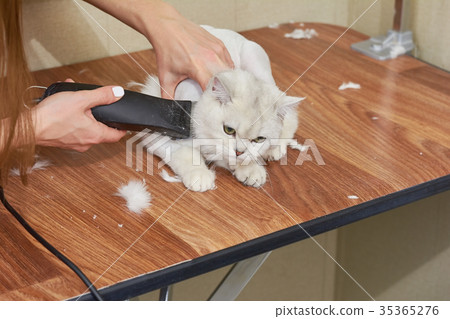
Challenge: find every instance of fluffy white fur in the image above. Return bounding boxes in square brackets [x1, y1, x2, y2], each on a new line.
[140, 26, 304, 192]
[288, 140, 308, 152]
[10, 158, 52, 176]
[284, 28, 318, 39]
[268, 23, 280, 29]
[390, 45, 406, 59]
[115, 180, 151, 213]
[160, 169, 182, 183]
[338, 82, 361, 90]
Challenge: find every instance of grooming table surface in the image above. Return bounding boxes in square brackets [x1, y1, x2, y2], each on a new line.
[1, 23, 449, 300]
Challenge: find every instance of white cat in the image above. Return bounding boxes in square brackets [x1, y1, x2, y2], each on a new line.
[139, 26, 304, 192]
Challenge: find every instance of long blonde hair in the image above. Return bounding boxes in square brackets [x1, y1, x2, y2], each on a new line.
[0, 0, 35, 186]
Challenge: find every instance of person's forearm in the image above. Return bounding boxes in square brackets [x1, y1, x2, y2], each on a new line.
[85, 0, 234, 96]
[84, 0, 179, 40]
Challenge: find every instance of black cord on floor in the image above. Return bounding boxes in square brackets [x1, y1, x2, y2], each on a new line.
[0, 186, 103, 301]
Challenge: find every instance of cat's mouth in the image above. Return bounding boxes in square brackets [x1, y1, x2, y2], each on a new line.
[201, 144, 263, 164]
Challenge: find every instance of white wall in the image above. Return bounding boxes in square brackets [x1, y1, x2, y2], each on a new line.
[335, 191, 450, 300]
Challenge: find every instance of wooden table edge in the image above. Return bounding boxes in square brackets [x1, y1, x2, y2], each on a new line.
[72, 175, 450, 300]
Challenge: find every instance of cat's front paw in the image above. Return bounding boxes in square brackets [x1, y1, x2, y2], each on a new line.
[234, 164, 266, 187]
[266, 144, 288, 161]
[182, 168, 216, 192]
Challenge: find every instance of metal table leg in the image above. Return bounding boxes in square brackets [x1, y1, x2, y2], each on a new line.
[208, 252, 271, 301]
[159, 286, 172, 301]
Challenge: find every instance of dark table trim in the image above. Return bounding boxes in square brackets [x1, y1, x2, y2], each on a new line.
[73, 175, 450, 300]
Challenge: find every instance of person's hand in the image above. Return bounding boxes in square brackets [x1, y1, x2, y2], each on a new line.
[144, 4, 234, 98]
[33, 80, 127, 152]
[85, 0, 234, 98]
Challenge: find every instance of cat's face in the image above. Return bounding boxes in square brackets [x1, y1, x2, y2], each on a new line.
[191, 70, 301, 165]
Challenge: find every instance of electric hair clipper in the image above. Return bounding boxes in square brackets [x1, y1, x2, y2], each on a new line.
[41, 82, 192, 139]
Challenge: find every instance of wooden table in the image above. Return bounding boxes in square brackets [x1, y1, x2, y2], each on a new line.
[1, 23, 449, 300]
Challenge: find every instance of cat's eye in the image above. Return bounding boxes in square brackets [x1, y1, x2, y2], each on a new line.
[223, 125, 236, 135]
[252, 136, 266, 143]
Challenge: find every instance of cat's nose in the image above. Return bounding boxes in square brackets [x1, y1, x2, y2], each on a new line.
[236, 150, 244, 156]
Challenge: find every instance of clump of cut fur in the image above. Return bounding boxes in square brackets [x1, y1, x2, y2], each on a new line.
[338, 82, 361, 90]
[288, 140, 308, 152]
[10, 158, 52, 176]
[160, 169, 182, 183]
[284, 28, 318, 39]
[115, 180, 151, 214]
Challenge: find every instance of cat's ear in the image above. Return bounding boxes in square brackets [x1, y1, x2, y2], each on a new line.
[211, 76, 231, 104]
[277, 95, 305, 118]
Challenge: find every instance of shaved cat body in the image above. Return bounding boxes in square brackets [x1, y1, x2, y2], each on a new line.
[139, 26, 303, 191]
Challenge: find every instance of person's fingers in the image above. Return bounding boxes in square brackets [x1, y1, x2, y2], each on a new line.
[81, 86, 127, 142]
[192, 45, 233, 90]
[216, 40, 234, 69]
[159, 74, 180, 99]
[73, 145, 92, 153]
[81, 85, 125, 111]
[78, 85, 127, 143]
[64, 78, 75, 83]
[98, 125, 127, 144]
[224, 52, 234, 69]
[160, 84, 175, 99]
[194, 68, 214, 91]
